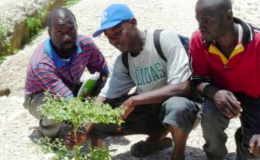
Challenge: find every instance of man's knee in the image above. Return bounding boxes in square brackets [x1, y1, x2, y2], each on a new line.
[161, 96, 199, 134]
[162, 96, 198, 117]
[163, 96, 197, 112]
[202, 99, 223, 122]
[201, 99, 230, 144]
[24, 92, 63, 137]
[24, 92, 45, 119]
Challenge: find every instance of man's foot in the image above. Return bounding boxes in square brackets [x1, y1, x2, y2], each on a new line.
[130, 137, 173, 157]
[28, 126, 44, 143]
[29, 124, 72, 143]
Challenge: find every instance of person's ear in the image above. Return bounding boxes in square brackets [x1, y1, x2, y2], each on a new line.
[129, 18, 137, 28]
[226, 10, 233, 21]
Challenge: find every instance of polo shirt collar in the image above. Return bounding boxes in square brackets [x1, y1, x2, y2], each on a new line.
[234, 17, 254, 45]
[205, 17, 254, 65]
[44, 38, 82, 68]
[205, 17, 254, 48]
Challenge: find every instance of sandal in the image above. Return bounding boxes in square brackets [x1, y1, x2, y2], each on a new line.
[131, 137, 173, 157]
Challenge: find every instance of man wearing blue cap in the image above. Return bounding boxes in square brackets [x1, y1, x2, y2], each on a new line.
[67, 4, 199, 160]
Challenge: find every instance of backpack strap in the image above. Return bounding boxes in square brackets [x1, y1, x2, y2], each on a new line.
[121, 52, 129, 72]
[122, 29, 169, 72]
[153, 29, 167, 62]
[153, 29, 190, 62]
[177, 35, 190, 56]
[122, 30, 190, 73]
[122, 29, 167, 72]
[154, 30, 203, 103]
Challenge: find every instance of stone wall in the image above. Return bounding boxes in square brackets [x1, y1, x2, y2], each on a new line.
[0, 0, 68, 55]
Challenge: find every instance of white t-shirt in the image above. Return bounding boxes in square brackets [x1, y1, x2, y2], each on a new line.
[99, 29, 191, 99]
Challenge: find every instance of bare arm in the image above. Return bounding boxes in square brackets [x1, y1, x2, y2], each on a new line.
[196, 82, 242, 118]
[127, 80, 190, 106]
[120, 80, 190, 119]
[196, 82, 219, 99]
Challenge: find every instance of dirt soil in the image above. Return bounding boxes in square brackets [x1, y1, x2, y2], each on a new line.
[0, 0, 259, 159]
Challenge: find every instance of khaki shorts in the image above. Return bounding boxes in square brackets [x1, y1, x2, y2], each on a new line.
[23, 92, 62, 137]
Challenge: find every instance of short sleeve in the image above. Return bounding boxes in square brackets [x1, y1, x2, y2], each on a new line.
[160, 29, 191, 84]
[83, 38, 108, 74]
[99, 53, 135, 99]
[189, 31, 210, 77]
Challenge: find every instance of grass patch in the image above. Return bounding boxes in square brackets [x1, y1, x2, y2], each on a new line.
[0, 55, 8, 65]
[0, 0, 81, 64]
[0, 17, 14, 63]
[26, 17, 42, 38]
[25, 9, 48, 42]
[66, 0, 81, 7]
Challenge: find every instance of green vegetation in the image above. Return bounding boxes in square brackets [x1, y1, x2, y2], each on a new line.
[25, 0, 82, 41]
[0, 0, 82, 64]
[39, 137, 112, 160]
[39, 137, 75, 160]
[38, 92, 125, 160]
[0, 55, 7, 64]
[87, 147, 112, 160]
[38, 8, 48, 19]
[26, 17, 42, 38]
[25, 9, 48, 41]
[66, 0, 81, 7]
[0, 18, 13, 64]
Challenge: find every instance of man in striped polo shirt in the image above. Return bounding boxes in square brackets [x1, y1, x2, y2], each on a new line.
[23, 7, 108, 138]
[191, 0, 260, 159]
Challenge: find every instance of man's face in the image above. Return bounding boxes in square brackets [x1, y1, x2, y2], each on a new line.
[195, 4, 227, 42]
[49, 13, 77, 59]
[104, 21, 135, 53]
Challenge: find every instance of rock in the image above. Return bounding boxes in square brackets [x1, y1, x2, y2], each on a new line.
[0, 87, 10, 97]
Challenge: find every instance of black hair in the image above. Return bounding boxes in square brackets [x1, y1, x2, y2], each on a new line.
[47, 7, 77, 29]
[197, 0, 232, 12]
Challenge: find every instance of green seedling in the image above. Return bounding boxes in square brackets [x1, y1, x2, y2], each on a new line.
[38, 91, 125, 160]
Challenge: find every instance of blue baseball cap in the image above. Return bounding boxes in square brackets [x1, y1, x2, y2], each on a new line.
[93, 4, 134, 37]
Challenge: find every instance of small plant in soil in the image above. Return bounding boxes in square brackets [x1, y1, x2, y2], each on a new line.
[38, 92, 125, 160]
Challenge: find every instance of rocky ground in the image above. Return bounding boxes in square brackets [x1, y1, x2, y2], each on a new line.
[0, 0, 260, 159]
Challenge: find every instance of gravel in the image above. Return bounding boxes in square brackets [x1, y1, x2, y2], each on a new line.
[0, 0, 259, 159]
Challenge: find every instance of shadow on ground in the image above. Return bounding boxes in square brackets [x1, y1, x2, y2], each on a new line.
[112, 146, 206, 160]
[112, 145, 236, 160]
[28, 129, 236, 160]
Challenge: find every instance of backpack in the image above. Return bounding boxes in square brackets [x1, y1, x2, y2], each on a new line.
[121, 29, 202, 102]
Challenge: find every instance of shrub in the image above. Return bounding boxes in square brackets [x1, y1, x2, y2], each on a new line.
[38, 92, 125, 160]
[0, 17, 13, 63]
